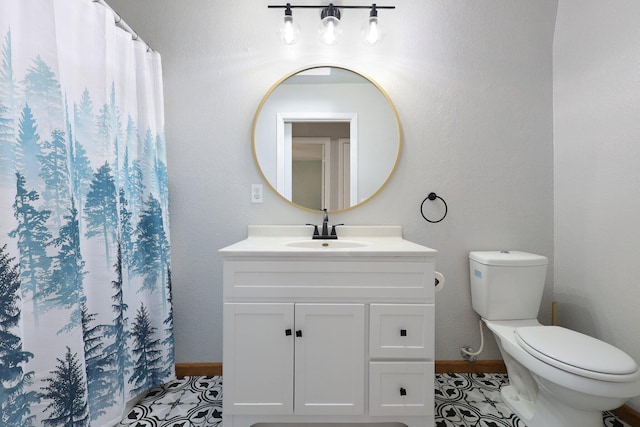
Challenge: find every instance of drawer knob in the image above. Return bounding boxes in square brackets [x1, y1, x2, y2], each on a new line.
[400, 329, 407, 337]
[285, 329, 292, 336]
[400, 387, 407, 396]
[296, 330, 303, 337]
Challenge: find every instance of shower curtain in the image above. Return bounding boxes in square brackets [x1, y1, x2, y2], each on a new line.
[0, 1, 174, 425]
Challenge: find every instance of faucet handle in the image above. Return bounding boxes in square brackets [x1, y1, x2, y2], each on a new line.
[306, 223, 320, 237]
[330, 223, 344, 236]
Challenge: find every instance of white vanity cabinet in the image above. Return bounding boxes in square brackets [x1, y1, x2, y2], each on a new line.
[220, 226, 437, 427]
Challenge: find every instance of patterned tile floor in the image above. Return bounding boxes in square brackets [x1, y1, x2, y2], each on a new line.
[115, 374, 630, 427]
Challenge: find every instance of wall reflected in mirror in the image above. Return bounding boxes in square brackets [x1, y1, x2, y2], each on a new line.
[253, 66, 401, 213]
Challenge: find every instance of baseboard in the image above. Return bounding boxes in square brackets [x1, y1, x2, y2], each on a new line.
[435, 359, 507, 374]
[174, 361, 640, 426]
[174, 362, 222, 377]
[611, 404, 640, 426]
[173, 361, 506, 376]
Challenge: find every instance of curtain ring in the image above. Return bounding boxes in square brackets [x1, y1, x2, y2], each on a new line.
[420, 192, 448, 223]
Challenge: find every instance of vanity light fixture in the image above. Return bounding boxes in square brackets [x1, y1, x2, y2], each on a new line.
[269, 3, 395, 46]
[277, 3, 301, 45]
[361, 4, 384, 46]
[319, 3, 341, 45]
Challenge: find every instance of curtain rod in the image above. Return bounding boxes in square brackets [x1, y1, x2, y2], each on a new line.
[93, 0, 153, 52]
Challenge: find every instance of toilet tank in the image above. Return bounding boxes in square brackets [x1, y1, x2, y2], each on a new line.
[469, 251, 548, 321]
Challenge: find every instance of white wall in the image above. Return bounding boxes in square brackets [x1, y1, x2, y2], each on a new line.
[107, 0, 557, 365]
[554, 1, 640, 411]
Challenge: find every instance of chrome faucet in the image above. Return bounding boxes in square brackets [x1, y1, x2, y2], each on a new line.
[306, 209, 342, 239]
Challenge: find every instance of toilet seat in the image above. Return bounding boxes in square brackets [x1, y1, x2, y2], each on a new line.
[515, 326, 639, 382]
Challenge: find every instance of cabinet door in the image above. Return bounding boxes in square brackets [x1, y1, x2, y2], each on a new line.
[223, 303, 294, 415]
[294, 303, 365, 415]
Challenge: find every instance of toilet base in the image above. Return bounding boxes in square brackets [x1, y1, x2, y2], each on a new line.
[500, 384, 603, 427]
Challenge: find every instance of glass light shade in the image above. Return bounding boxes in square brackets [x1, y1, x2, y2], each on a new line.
[319, 16, 341, 45]
[278, 15, 300, 45]
[362, 16, 384, 46]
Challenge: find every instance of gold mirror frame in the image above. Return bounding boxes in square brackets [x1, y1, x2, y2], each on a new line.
[252, 65, 402, 213]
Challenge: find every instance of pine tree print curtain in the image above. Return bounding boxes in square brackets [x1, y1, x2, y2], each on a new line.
[0, 1, 174, 425]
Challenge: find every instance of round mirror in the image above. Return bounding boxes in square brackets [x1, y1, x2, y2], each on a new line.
[252, 66, 401, 213]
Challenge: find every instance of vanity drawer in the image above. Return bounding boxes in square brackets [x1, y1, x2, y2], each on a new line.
[224, 259, 434, 302]
[369, 362, 434, 416]
[369, 304, 434, 359]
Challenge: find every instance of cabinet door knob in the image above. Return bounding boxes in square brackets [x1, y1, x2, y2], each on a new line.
[400, 387, 407, 396]
[296, 330, 303, 337]
[285, 329, 292, 336]
[400, 329, 407, 337]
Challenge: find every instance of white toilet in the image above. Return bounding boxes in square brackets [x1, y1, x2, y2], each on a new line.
[469, 250, 640, 427]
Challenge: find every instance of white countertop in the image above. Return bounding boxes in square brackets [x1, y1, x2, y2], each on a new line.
[219, 225, 437, 257]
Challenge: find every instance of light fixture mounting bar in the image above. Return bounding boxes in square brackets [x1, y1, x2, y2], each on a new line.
[268, 4, 395, 10]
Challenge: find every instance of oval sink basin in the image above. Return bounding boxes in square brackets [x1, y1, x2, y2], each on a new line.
[285, 240, 371, 249]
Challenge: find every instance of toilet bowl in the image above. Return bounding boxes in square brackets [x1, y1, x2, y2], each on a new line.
[485, 319, 640, 427]
[469, 251, 640, 427]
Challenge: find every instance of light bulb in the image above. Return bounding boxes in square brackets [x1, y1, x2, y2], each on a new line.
[277, 4, 299, 45]
[320, 16, 341, 45]
[362, 5, 384, 46]
[278, 15, 300, 45]
[319, 4, 341, 45]
[362, 16, 384, 46]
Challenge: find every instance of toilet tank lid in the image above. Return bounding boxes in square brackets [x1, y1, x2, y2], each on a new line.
[469, 251, 548, 266]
